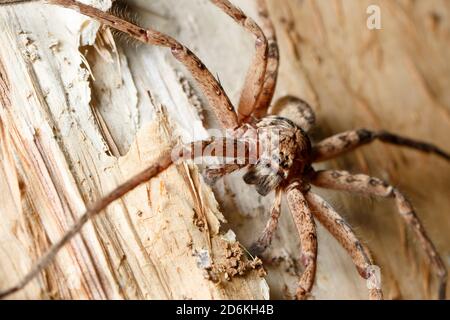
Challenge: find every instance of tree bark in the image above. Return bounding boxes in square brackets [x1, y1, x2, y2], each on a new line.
[0, 0, 449, 300]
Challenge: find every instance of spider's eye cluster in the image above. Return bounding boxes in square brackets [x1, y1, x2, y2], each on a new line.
[276, 152, 292, 169]
[242, 116, 311, 196]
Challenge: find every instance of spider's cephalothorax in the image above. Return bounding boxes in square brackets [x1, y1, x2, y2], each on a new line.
[243, 116, 312, 196]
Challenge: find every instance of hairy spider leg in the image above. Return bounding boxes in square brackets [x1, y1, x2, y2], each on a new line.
[312, 129, 450, 163]
[286, 182, 318, 300]
[305, 191, 383, 300]
[311, 170, 447, 300]
[250, 187, 283, 256]
[210, 0, 279, 123]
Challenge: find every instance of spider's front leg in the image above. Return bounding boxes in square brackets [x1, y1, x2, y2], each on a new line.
[210, 0, 279, 122]
[249, 187, 282, 256]
[251, 0, 279, 119]
[286, 182, 318, 300]
[311, 170, 448, 300]
[43, 0, 239, 131]
[304, 191, 383, 300]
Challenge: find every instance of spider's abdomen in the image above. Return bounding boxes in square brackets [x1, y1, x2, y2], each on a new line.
[243, 116, 312, 196]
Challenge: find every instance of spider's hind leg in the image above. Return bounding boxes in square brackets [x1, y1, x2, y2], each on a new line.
[270, 96, 316, 132]
[312, 129, 450, 162]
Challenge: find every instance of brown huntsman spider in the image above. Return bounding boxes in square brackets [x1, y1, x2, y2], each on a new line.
[0, 0, 449, 300]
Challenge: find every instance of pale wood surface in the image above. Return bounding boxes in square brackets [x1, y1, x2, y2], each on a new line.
[0, 0, 449, 300]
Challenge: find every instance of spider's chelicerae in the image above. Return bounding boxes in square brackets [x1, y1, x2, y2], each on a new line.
[0, 0, 449, 300]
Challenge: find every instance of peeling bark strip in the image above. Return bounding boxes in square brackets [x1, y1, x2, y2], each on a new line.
[0, 57, 11, 108]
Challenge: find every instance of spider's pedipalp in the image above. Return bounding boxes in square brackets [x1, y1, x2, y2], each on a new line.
[203, 163, 246, 185]
[305, 191, 383, 300]
[312, 129, 450, 162]
[311, 170, 447, 300]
